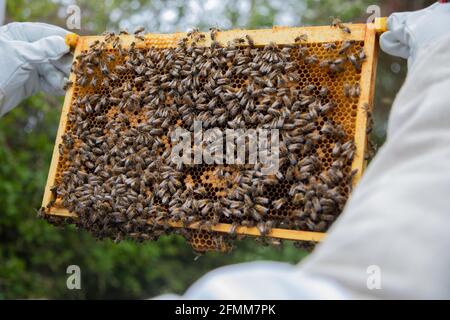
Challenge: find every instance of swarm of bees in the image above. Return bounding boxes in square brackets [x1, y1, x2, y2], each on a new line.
[42, 20, 370, 252]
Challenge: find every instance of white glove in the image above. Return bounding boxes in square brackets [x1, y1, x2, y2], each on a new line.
[380, 3, 450, 69]
[0, 22, 71, 117]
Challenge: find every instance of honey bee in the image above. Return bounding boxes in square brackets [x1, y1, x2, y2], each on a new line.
[344, 83, 351, 97]
[341, 140, 356, 161]
[330, 17, 342, 28]
[102, 31, 115, 41]
[348, 54, 361, 71]
[76, 75, 88, 86]
[256, 222, 268, 236]
[319, 59, 331, 68]
[330, 17, 351, 34]
[273, 198, 287, 210]
[319, 86, 328, 97]
[227, 222, 239, 236]
[114, 65, 128, 73]
[187, 28, 200, 38]
[245, 35, 254, 47]
[331, 141, 342, 157]
[319, 101, 337, 114]
[304, 55, 318, 65]
[323, 42, 337, 50]
[329, 62, 344, 73]
[343, 83, 360, 98]
[338, 40, 355, 54]
[134, 26, 145, 34]
[321, 121, 346, 140]
[295, 34, 308, 43]
[63, 80, 73, 90]
[209, 27, 221, 41]
[341, 25, 351, 34]
[303, 84, 316, 94]
[358, 48, 366, 61]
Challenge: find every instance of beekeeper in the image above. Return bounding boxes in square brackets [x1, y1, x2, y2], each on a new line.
[0, 1, 449, 299]
[173, 2, 450, 299]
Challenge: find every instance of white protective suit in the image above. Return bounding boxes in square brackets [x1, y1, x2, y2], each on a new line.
[175, 3, 450, 300]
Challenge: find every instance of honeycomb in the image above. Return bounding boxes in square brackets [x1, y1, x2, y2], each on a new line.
[41, 25, 378, 252]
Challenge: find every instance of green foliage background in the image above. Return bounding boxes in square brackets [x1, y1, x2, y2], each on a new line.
[0, 0, 431, 299]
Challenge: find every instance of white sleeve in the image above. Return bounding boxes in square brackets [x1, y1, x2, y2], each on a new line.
[178, 35, 450, 300]
[299, 34, 450, 299]
[183, 262, 349, 299]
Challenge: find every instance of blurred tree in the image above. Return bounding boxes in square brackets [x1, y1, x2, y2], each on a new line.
[0, 0, 428, 299]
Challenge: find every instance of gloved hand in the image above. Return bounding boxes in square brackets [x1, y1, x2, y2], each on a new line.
[0, 22, 72, 117]
[380, 2, 450, 69]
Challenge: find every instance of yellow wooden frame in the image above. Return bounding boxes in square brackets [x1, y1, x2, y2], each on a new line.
[42, 23, 380, 243]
